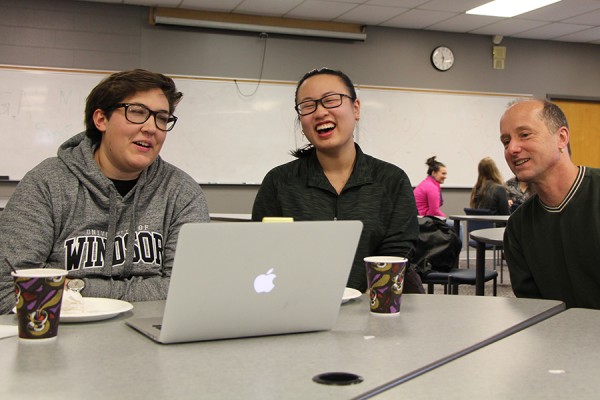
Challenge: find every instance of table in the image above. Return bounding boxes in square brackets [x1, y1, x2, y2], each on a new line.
[448, 214, 509, 239]
[0, 295, 564, 400]
[448, 214, 509, 271]
[470, 227, 505, 296]
[373, 308, 598, 399]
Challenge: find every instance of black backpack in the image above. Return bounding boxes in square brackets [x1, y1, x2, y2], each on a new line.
[412, 216, 462, 275]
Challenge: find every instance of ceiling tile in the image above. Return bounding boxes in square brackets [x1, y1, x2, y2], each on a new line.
[284, 0, 358, 20]
[234, 0, 304, 16]
[415, 0, 489, 13]
[513, 22, 594, 39]
[74, 0, 600, 44]
[381, 9, 458, 29]
[562, 8, 600, 25]
[366, 0, 428, 7]
[428, 13, 501, 32]
[470, 18, 549, 36]
[335, 5, 408, 24]
[519, 0, 600, 22]
[554, 26, 600, 42]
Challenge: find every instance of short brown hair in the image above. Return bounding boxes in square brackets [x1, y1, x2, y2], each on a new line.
[84, 69, 183, 145]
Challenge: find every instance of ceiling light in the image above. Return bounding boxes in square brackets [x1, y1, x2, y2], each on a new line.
[466, 0, 561, 18]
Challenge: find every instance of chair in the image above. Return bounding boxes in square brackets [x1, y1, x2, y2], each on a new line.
[448, 268, 498, 296]
[464, 207, 493, 265]
[421, 270, 454, 294]
[464, 207, 505, 282]
[415, 215, 498, 296]
[421, 268, 498, 296]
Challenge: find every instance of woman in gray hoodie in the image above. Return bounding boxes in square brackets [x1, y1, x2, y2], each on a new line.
[0, 69, 209, 314]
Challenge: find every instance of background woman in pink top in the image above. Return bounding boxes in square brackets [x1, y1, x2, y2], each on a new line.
[413, 156, 447, 217]
[413, 156, 461, 243]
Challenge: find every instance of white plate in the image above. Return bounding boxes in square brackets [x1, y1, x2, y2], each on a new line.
[342, 287, 362, 303]
[60, 298, 133, 323]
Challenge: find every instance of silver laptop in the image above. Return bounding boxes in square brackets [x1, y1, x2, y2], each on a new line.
[126, 220, 363, 344]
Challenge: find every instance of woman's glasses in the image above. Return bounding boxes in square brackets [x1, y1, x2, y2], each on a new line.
[295, 93, 354, 116]
[108, 103, 178, 131]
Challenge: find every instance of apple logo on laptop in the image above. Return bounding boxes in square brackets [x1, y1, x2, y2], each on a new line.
[254, 268, 276, 293]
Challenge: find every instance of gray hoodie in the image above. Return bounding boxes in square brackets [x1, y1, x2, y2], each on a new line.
[0, 133, 209, 314]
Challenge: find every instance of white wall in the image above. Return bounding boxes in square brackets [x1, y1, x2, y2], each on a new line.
[1, 0, 599, 213]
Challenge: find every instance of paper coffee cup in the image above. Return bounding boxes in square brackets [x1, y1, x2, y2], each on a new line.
[12, 268, 68, 341]
[364, 256, 407, 315]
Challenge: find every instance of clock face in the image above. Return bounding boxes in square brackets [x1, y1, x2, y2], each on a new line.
[431, 46, 454, 71]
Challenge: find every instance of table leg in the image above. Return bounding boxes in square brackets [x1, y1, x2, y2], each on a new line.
[453, 219, 461, 237]
[475, 242, 485, 296]
[451, 220, 462, 268]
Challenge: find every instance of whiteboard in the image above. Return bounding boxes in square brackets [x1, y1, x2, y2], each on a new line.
[357, 86, 526, 187]
[0, 65, 528, 187]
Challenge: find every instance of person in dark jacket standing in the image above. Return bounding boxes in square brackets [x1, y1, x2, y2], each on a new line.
[252, 68, 422, 293]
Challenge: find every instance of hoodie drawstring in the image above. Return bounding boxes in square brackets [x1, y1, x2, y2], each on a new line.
[102, 187, 119, 278]
[120, 186, 140, 278]
[102, 183, 140, 280]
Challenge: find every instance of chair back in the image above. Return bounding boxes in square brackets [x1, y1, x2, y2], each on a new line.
[463, 207, 494, 233]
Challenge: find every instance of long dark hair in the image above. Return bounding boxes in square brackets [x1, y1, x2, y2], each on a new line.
[470, 157, 505, 207]
[84, 69, 183, 146]
[290, 68, 357, 158]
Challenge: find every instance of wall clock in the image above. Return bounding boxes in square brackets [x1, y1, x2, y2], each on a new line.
[431, 46, 455, 71]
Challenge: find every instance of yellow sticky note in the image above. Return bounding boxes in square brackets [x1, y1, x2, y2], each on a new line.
[262, 217, 294, 223]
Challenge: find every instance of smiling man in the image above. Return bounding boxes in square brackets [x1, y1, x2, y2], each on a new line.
[0, 70, 209, 314]
[500, 99, 600, 309]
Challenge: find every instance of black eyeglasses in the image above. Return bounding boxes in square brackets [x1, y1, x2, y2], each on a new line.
[295, 93, 355, 116]
[108, 103, 178, 131]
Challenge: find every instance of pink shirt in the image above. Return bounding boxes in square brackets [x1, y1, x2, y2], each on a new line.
[413, 175, 445, 217]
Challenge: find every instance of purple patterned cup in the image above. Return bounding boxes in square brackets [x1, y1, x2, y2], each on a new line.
[11, 268, 68, 341]
[364, 256, 407, 315]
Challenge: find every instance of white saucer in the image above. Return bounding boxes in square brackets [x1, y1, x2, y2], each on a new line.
[60, 298, 133, 323]
[342, 287, 362, 303]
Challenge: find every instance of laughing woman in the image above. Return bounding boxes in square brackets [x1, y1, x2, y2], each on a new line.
[252, 68, 422, 294]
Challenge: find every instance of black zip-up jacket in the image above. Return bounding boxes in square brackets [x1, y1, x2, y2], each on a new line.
[252, 144, 419, 293]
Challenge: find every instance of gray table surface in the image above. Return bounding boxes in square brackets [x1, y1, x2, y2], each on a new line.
[374, 307, 599, 399]
[0, 295, 564, 400]
[448, 214, 509, 237]
[448, 215, 510, 223]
